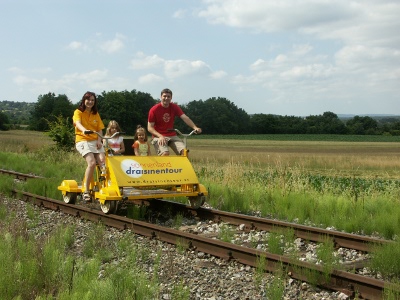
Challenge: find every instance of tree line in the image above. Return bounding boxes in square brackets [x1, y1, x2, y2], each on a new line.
[1, 90, 400, 136]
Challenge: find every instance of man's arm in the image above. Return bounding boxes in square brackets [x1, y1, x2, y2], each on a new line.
[180, 114, 202, 133]
[148, 121, 167, 146]
[147, 121, 161, 138]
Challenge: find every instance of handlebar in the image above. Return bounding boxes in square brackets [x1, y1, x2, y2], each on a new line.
[167, 129, 200, 152]
[168, 129, 199, 137]
[84, 130, 122, 139]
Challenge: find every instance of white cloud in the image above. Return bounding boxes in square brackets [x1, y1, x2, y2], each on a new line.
[130, 53, 165, 70]
[100, 33, 126, 53]
[11, 69, 110, 100]
[173, 9, 187, 18]
[67, 41, 83, 50]
[198, 0, 353, 32]
[164, 59, 210, 79]
[232, 74, 262, 85]
[75, 69, 108, 81]
[130, 52, 211, 79]
[280, 64, 334, 79]
[9, 67, 52, 75]
[67, 33, 125, 54]
[138, 73, 164, 84]
[197, 0, 399, 114]
[198, 0, 400, 49]
[250, 59, 267, 71]
[210, 70, 227, 79]
[292, 44, 313, 56]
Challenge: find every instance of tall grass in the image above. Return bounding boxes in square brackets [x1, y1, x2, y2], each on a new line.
[370, 239, 400, 278]
[0, 199, 191, 299]
[196, 158, 400, 239]
[0, 206, 76, 298]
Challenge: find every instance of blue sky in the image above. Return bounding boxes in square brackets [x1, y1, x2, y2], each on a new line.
[1, 0, 399, 116]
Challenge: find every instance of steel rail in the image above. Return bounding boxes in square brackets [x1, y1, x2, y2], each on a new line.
[0, 168, 44, 180]
[11, 189, 397, 300]
[150, 199, 391, 252]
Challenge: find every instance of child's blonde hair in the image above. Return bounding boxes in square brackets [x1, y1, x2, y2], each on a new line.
[105, 120, 122, 137]
[134, 125, 148, 141]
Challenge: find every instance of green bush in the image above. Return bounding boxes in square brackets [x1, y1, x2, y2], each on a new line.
[47, 115, 75, 151]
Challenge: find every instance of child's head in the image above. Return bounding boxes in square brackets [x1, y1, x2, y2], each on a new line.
[106, 120, 122, 136]
[134, 125, 148, 141]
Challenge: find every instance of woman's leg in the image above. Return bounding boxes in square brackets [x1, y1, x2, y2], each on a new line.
[84, 153, 97, 192]
[97, 152, 105, 165]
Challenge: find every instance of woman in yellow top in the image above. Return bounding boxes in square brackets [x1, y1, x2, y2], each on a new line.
[72, 91, 105, 202]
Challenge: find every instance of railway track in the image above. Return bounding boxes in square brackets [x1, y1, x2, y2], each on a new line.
[0, 168, 44, 180]
[150, 199, 390, 253]
[3, 169, 399, 299]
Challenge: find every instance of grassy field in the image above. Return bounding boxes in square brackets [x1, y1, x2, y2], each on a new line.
[2, 130, 400, 178]
[187, 136, 400, 179]
[1, 130, 400, 237]
[1, 129, 400, 290]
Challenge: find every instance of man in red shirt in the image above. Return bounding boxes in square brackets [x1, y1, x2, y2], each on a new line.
[147, 88, 202, 156]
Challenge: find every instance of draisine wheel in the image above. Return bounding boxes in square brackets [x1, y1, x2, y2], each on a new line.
[188, 195, 205, 209]
[100, 200, 118, 214]
[63, 192, 77, 204]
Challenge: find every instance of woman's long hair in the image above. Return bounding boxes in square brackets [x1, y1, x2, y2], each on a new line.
[77, 91, 98, 114]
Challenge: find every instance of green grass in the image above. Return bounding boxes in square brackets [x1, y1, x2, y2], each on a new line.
[0, 200, 191, 300]
[370, 239, 400, 278]
[1, 130, 400, 281]
[218, 223, 235, 243]
[198, 162, 400, 239]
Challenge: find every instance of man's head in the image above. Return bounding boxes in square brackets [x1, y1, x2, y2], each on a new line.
[160, 88, 173, 108]
[160, 88, 172, 97]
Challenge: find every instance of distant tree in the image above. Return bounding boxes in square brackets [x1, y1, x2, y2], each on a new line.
[384, 121, 400, 136]
[305, 112, 347, 134]
[346, 116, 379, 135]
[391, 121, 400, 130]
[29, 93, 75, 131]
[250, 114, 279, 134]
[133, 90, 158, 126]
[182, 97, 250, 134]
[97, 90, 155, 135]
[281, 115, 307, 134]
[0, 111, 10, 130]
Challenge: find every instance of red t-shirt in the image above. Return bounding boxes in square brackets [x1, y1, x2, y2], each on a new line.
[148, 102, 184, 137]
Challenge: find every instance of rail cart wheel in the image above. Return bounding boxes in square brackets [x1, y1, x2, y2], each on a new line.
[100, 200, 117, 214]
[188, 195, 205, 209]
[63, 192, 77, 204]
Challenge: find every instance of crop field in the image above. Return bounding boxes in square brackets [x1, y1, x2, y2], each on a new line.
[187, 136, 400, 179]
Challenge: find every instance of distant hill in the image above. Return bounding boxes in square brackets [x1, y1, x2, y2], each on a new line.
[0, 100, 34, 125]
[338, 114, 400, 118]
[338, 114, 400, 124]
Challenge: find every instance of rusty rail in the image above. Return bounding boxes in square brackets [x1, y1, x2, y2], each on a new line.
[149, 199, 391, 252]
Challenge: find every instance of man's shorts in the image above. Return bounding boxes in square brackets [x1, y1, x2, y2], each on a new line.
[76, 140, 105, 157]
[151, 136, 185, 155]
